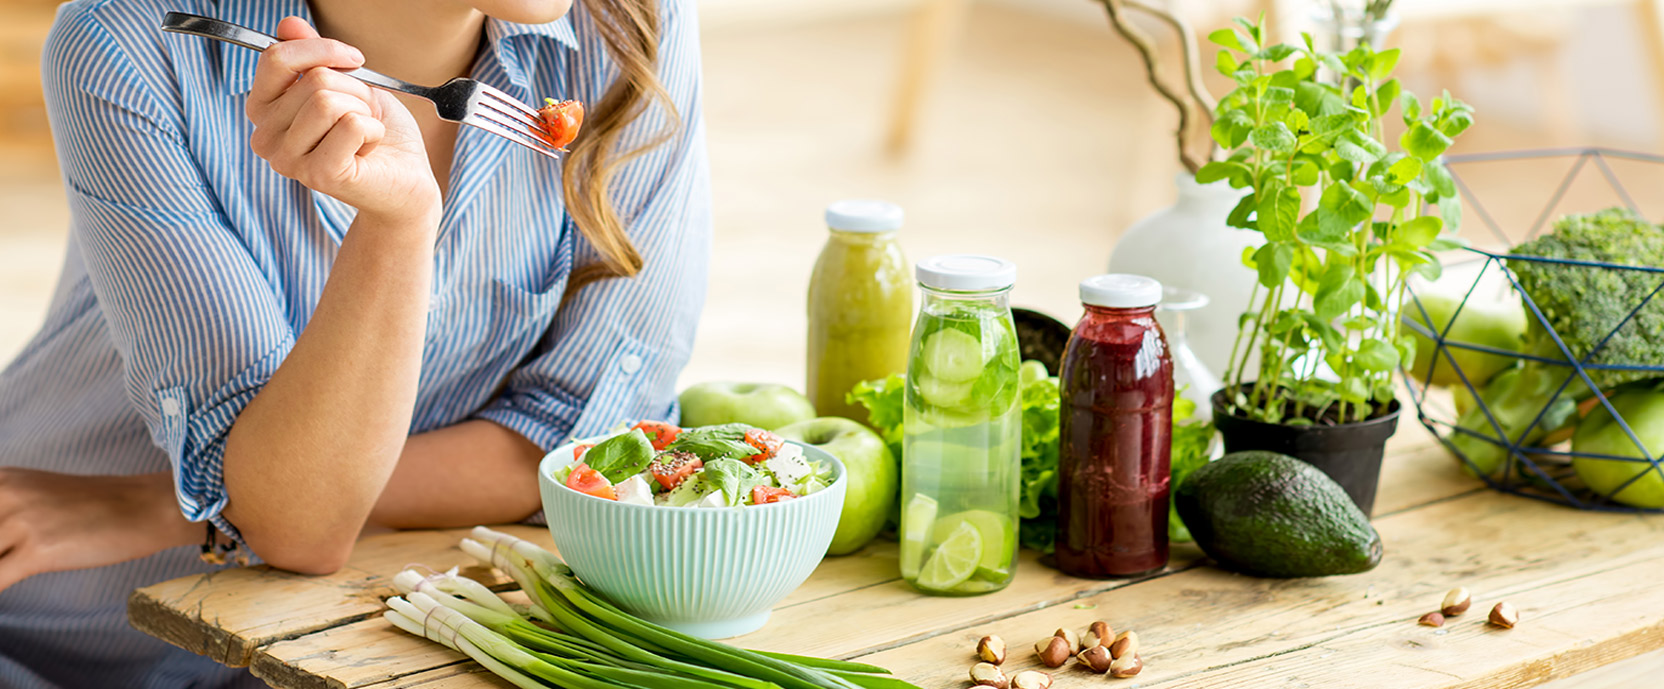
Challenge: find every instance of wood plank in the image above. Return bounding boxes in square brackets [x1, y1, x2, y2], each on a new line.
[240, 430, 1480, 687]
[852, 490, 1664, 688]
[251, 617, 467, 689]
[127, 526, 551, 666]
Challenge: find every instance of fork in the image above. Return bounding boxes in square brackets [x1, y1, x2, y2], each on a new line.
[160, 12, 561, 159]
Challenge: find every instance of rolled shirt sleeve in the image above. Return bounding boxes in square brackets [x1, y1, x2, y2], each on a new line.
[43, 9, 296, 542]
[474, 0, 711, 448]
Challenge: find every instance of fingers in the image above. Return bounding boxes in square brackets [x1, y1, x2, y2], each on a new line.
[0, 526, 32, 594]
[311, 113, 387, 180]
[281, 87, 375, 159]
[247, 17, 364, 113]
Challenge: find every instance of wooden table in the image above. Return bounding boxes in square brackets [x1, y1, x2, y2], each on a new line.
[128, 427, 1664, 689]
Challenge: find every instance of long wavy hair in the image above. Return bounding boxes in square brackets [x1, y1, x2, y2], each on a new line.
[560, 0, 677, 294]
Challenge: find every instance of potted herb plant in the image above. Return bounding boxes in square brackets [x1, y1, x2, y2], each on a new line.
[1199, 17, 1474, 516]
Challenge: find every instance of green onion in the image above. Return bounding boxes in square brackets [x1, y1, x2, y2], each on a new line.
[382, 528, 920, 689]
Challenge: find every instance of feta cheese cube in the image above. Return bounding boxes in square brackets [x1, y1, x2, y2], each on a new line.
[614, 475, 653, 506]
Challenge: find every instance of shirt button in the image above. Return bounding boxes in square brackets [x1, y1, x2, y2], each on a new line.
[619, 354, 643, 374]
[160, 397, 183, 417]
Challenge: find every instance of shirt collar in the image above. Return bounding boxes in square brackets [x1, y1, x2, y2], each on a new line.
[214, 1, 579, 96]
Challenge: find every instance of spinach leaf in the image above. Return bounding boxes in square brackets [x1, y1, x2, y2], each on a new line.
[665, 426, 757, 462]
[701, 457, 769, 506]
[583, 429, 655, 484]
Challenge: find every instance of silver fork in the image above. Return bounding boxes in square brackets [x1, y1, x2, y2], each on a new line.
[160, 12, 561, 159]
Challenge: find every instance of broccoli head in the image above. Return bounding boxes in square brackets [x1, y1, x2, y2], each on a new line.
[1508, 208, 1664, 392]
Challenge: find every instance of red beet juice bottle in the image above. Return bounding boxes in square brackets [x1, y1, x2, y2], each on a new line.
[1055, 274, 1175, 578]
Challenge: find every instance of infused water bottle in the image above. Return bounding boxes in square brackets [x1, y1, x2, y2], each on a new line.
[806, 201, 912, 420]
[1056, 274, 1175, 577]
[900, 255, 1021, 595]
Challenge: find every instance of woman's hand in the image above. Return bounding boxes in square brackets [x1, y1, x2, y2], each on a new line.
[246, 17, 439, 222]
[0, 469, 198, 593]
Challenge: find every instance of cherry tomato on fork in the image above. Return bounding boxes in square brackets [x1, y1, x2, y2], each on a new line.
[537, 99, 585, 150]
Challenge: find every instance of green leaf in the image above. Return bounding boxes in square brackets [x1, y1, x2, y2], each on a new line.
[1313, 261, 1363, 320]
[1257, 182, 1301, 241]
[1195, 160, 1249, 186]
[1318, 179, 1373, 237]
[1334, 130, 1387, 164]
[1387, 156, 1423, 184]
[1215, 49, 1239, 76]
[1342, 315, 1378, 331]
[1232, 17, 1262, 47]
[1355, 338, 1400, 372]
[1258, 44, 1298, 62]
[1209, 28, 1245, 52]
[1263, 85, 1295, 105]
[1374, 79, 1401, 114]
[1318, 53, 1346, 77]
[1250, 122, 1297, 153]
[1439, 110, 1474, 138]
[1253, 242, 1294, 288]
[1291, 158, 1320, 186]
[1295, 81, 1347, 117]
[1211, 109, 1253, 149]
[1401, 123, 1454, 160]
[1438, 193, 1463, 231]
[1227, 192, 1257, 230]
[1427, 235, 1468, 252]
[584, 429, 656, 484]
[1367, 48, 1401, 81]
[1400, 92, 1423, 124]
[702, 457, 769, 506]
[1422, 160, 1456, 198]
[1293, 56, 1317, 80]
[1398, 216, 1443, 248]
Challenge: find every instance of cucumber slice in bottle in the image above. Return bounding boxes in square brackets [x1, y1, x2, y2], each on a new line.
[900, 493, 939, 579]
[921, 328, 985, 383]
[917, 373, 973, 408]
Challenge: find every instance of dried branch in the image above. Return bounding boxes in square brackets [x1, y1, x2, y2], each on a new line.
[1100, 0, 1203, 174]
[1123, 0, 1216, 127]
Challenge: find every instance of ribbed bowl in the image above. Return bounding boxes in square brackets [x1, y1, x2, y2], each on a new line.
[538, 441, 846, 639]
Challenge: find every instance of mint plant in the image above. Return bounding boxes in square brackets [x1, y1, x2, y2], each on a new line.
[1203, 17, 1474, 425]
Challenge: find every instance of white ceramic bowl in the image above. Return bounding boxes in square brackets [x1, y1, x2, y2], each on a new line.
[538, 440, 846, 638]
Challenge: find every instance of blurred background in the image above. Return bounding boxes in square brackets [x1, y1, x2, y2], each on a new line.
[2, 0, 1662, 682]
[8, 0, 1664, 382]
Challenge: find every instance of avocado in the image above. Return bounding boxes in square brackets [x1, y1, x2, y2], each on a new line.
[1175, 451, 1383, 578]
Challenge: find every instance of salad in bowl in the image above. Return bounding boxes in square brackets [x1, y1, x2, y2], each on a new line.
[553, 421, 834, 508]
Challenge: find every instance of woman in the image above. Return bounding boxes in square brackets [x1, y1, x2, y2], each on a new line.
[0, 0, 707, 684]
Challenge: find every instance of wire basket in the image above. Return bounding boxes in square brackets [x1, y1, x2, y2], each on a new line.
[1402, 148, 1664, 513]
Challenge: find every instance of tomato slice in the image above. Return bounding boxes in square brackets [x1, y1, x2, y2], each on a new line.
[751, 485, 797, 505]
[742, 429, 784, 465]
[565, 462, 616, 500]
[632, 421, 683, 452]
[537, 99, 585, 150]
[572, 444, 594, 462]
[649, 451, 703, 491]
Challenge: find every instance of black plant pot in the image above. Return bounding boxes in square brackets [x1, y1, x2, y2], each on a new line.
[1211, 388, 1402, 518]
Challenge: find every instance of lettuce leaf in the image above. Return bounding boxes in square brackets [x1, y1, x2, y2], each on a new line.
[1167, 393, 1216, 543]
[847, 374, 905, 460]
[702, 457, 769, 506]
[1017, 363, 1061, 552]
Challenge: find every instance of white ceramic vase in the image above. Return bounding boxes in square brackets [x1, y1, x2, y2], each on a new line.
[1109, 174, 1261, 387]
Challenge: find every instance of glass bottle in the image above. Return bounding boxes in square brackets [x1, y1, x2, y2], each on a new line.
[1056, 274, 1175, 578]
[900, 255, 1021, 596]
[807, 200, 913, 421]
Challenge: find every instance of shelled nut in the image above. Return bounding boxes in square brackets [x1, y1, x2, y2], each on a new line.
[1110, 654, 1144, 678]
[1077, 645, 1113, 673]
[1034, 636, 1071, 668]
[1109, 630, 1139, 660]
[1418, 612, 1445, 627]
[970, 662, 1008, 689]
[1083, 621, 1113, 649]
[1054, 627, 1081, 653]
[977, 635, 1007, 664]
[1488, 602, 1519, 629]
[1441, 587, 1473, 616]
[1011, 670, 1053, 689]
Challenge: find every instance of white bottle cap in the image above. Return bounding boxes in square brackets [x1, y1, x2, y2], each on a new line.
[916, 254, 1017, 291]
[825, 200, 904, 233]
[1080, 274, 1163, 308]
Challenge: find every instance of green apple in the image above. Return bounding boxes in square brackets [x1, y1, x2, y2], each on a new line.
[1404, 292, 1528, 388]
[1572, 388, 1664, 509]
[776, 417, 898, 555]
[678, 382, 816, 430]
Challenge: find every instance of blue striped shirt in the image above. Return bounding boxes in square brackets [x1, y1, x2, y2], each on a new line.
[0, 0, 708, 685]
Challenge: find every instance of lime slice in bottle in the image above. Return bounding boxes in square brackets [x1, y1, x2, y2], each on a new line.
[931, 509, 1012, 572]
[921, 327, 985, 382]
[917, 521, 983, 591]
[900, 493, 939, 579]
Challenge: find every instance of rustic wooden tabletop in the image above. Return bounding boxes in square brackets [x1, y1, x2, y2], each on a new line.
[128, 427, 1664, 689]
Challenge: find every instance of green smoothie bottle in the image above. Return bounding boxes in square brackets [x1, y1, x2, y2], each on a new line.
[900, 255, 1021, 595]
[807, 201, 912, 421]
